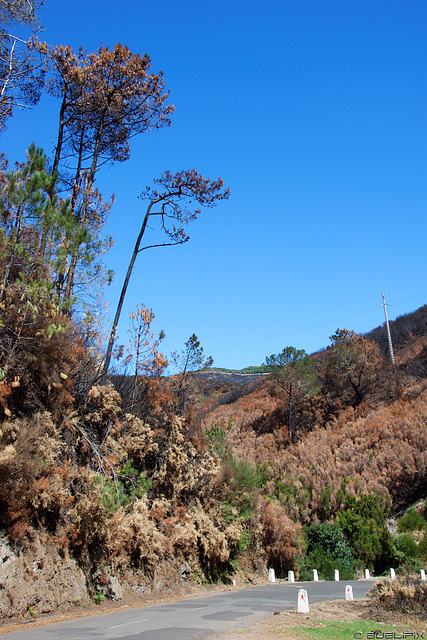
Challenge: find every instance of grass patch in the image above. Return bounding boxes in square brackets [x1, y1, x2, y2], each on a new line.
[292, 619, 417, 640]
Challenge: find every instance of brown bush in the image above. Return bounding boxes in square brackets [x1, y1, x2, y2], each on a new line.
[0, 413, 63, 536]
[0, 292, 77, 418]
[369, 576, 427, 615]
[256, 496, 302, 576]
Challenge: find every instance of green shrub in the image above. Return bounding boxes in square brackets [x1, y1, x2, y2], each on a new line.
[393, 533, 424, 572]
[274, 472, 311, 509]
[93, 590, 105, 605]
[94, 459, 151, 512]
[230, 456, 262, 492]
[395, 533, 419, 559]
[306, 523, 354, 569]
[297, 548, 354, 581]
[221, 455, 262, 522]
[205, 423, 231, 459]
[397, 507, 426, 533]
[337, 493, 396, 574]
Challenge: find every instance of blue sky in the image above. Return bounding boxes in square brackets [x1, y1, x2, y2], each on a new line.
[1, 0, 426, 369]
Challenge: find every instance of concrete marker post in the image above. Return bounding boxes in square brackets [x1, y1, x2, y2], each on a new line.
[312, 569, 319, 581]
[390, 568, 396, 580]
[288, 570, 295, 583]
[345, 585, 354, 601]
[297, 589, 309, 613]
[364, 569, 370, 579]
[334, 569, 340, 581]
[268, 568, 276, 583]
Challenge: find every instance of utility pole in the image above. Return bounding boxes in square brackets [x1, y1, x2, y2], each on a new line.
[381, 293, 395, 370]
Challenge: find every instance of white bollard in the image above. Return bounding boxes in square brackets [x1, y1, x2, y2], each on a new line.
[421, 570, 426, 581]
[345, 585, 354, 601]
[288, 570, 295, 583]
[390, 568, 396, 580]
[232, 579, 236, 586]
[334, 569, 340, 581]
[297, 588, 309, 613]
[364, 569, 370, 579]
[312, 569, 319, 581]
[268, 568, 276, 583]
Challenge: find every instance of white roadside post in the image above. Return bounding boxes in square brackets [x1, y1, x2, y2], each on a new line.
[334, 569, 340, 581]
[364, 569, 370, 579]
[312, 569, 319, 581]
[288, 570, 295, 583]
[345, 585, 354, 601]
[268, 568, 276, 583]
[421, 570, 426, 581]
[297, 589, 309, 613]
[390, 568, 396, 580]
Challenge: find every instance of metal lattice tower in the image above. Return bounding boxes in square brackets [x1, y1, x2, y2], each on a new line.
[381, 292, 395, 369]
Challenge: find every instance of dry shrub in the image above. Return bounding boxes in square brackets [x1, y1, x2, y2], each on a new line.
[0, 413, 64, 536]
[256, 496, 302, 576]
[120, 413, 158, 468]
[0, 410, 119, 567]
[160, 507, 199, 556]
[151, 415, 189, 500]
[63, 385, 124, 470]
[68, 481, 116, 567]
[77, 385, 122, 442]
[0, 299, 77, 417]
[188, 501, 229, 565]
[369, 576, 427, 615]
[116, 497, 167, 574]
[151, 414, 220, 501]
[271, 387, 427, 521]
[201, 384, 278, 436]
[29, 469, 72, 531]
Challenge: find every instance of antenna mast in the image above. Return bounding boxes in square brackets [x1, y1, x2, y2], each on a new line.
[381, 292, 395, 369]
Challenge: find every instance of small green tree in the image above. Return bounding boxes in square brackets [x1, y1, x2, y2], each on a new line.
[0, 144, 112, 313]
[0, 143, 63, 303]
[306, 522, 354, 567]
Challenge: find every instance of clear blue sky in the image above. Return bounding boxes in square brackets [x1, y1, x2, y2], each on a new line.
[1, 0, 426, 369]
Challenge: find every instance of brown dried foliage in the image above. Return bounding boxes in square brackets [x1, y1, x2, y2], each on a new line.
[369, 576, 427, 615]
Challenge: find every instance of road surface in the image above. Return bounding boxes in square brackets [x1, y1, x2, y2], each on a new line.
[1, 579, 375, 640]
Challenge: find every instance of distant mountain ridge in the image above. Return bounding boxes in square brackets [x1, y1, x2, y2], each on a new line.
[196, 368, 268, 385]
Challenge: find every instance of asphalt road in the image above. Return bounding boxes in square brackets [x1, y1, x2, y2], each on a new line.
[1, 579, 376, 640]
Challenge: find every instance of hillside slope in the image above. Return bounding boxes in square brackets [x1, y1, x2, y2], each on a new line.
[0, 306, 426, 618]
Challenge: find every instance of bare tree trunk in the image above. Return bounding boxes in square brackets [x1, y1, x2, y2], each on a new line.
[100, 201, 155, 384]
